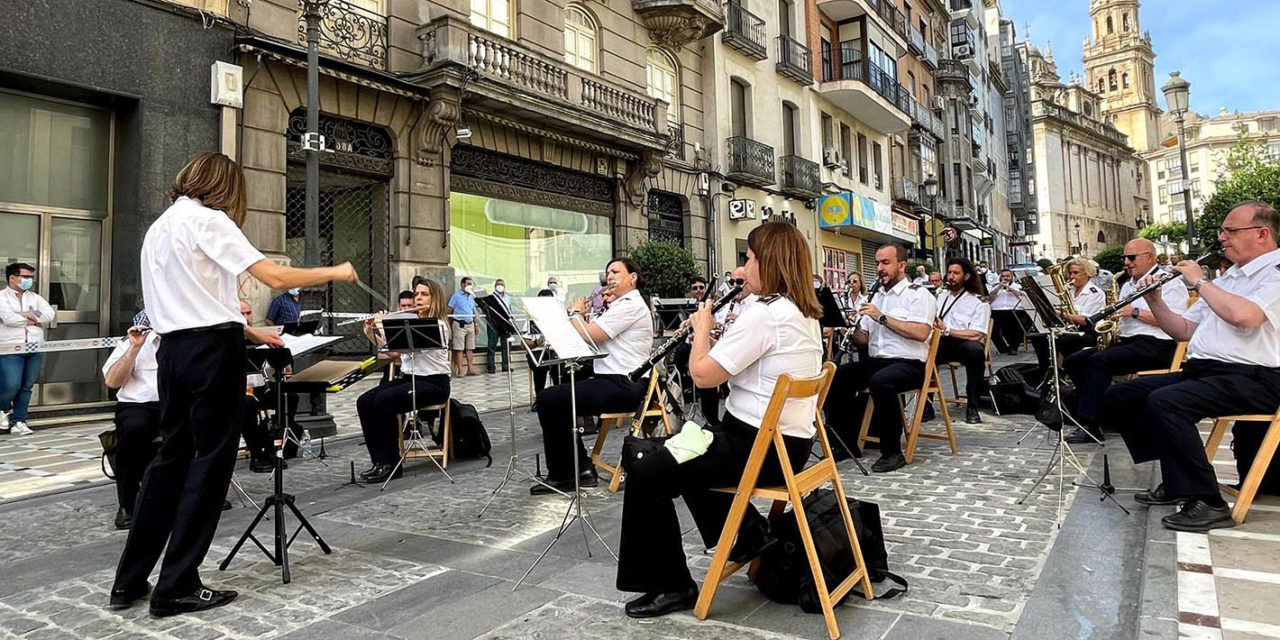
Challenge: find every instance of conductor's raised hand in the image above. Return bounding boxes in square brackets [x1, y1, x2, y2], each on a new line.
[333, 261, 359, 283]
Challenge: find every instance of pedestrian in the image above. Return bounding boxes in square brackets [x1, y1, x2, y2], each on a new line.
[912, 264, 929, 286]
[0, 262, 54, 435]
[110, 152, 358, 617]
[448, 276, 479, 376]
[264, 286, 302, 326]
[587, 272, 608, 315]
[485, 278, 512, 373]
[547, 276, 566, 307]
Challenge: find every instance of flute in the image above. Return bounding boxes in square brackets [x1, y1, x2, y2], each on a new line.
[335, 303, 433, 327]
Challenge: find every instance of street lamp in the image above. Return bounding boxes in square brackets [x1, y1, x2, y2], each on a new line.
[1162, 71, 1196, 257]
[923, 174, 941, 267]
[1074, 222, 1081, 256]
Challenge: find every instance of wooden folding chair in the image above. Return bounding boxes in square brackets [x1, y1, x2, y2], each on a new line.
[695, 362, 874, 640]
[397, 401, 452, 468]
[1202, 408, 1280, 524]
[1135, 341, 1189, 377]
[590, 369, 674, 492]
[857, 330, 956, 464]
[941, 318, 995, 407]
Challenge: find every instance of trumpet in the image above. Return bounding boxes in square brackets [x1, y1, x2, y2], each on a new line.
[1085, 254, 1215, 327]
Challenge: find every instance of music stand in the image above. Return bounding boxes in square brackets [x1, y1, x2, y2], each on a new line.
[380, 316, 453, 488]
[221, 347, 332, 584]
[512, 296, 610, 589]
[816, 286, 848, 329]
[281, 319, 320, 336]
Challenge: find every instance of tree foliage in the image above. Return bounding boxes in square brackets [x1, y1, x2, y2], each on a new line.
[629, 240, 698, 298]
[1138, 221, 1187, 245]
[1092, 246, 1125, 275]
[1198, 130, 1280, 257]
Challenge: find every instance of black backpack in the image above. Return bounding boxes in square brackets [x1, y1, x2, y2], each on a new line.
[988, 363, 1044, 415]
[430, 400, 493, 466]
[755, 489, 907, 613]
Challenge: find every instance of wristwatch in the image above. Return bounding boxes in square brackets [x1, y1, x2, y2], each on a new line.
[943, 328, 951, 337]
[1190, 280, 1205, 293]
[877, 314, 889, 326]
[1131, 307, 1141, 319]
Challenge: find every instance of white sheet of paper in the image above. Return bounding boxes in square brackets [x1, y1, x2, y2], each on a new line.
[521, 297, 596, 360]
[258, 333, 344, 356]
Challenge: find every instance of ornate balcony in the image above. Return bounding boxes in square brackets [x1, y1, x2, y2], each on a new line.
[667, 122, 686, 160]
[922, 40, 939, 69]
[631, 0, 724, 49]
[907, 28, 925, 55]
[297, 0, 388, 70]
[908, 97, 944, 139]
[892, 176, 921, 206]
[776, 35, 813, 86]
[817, 44, 910, 134]
[935, 59, 972, 91]
[723, 1, 768, 61]
[725, 136, 775, 187]
[816, 0, 907, 47]
[778, 155, 821, 198]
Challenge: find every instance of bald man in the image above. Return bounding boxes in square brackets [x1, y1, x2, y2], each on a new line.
[1062, 238, 1189, 444]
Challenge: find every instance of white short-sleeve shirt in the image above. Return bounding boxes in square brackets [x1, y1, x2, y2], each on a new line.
[990, 282, 1025, 311]
[590, 289, 653, 376]
[714, 293, 758, 325]
[141, 197, 266, 334]
[710, 296, 823, 438]
[102, 332, 161, 404]
[385, 311, 452, 377]
[936, 290, 991, 335]
[861, 278, 936, 361]
[1118, 265, 1189, 340]
[1186, 248, 1280, 367]
[1070, 283, 1106, 318]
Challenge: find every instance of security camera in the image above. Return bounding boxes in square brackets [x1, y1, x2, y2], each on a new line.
[721, 181, 738, 193]
[456, 127, 472, 140]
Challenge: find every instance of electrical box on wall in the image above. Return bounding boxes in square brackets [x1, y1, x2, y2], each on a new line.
[727, 199, 756, 220]
[210, 61, 243, 108]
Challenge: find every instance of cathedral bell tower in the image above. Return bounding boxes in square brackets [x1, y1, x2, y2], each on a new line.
[1082, 0, 1160, 152]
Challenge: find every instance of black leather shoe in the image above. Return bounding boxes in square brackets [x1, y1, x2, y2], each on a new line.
[115, 507, 132, 531]
[1135, 483, 1183, 506]
[364, 464, 403, 483]
[149, 587, 237, 618]
[530, 469, 598, 495]
[1064, 426, 1104, 444]
[728, 516, 774, 563]
[624, 586, 697, 619]
[109, 581, 150, 609]
[921, 402, 936, 423]
[965, 406, 982, 424]
[359, 464, 381, 479]
[872, 452, 906, 473]
[250, 458, 274, 473]
[1161, 499, 1236, 532]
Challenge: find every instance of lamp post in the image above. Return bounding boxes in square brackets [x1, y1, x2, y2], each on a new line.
[1074, 222, 1081, 256]
[302, 0, 329, 268]
[1162, 71, 1196, 258]
[923, 174, 941, 268]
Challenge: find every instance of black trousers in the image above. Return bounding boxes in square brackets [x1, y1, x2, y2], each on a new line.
[357, 374, 451, 466]
[535, 372, 646, 480]
[485, 324, 510, 372]
[113, 402, 161, 517]
[1065, 336, 1177, 423]
[1031, 331, 1094, 371]
[991, 310, 1031, 354]
[114, 324, 245, 597]
[616, 412, 811, 594]
[674, 341, 721, 425]
[935, 336, 987, 404]
[527, 350, 562, 394]
[824, 357, 925, 457]
[1101, 360, 1280, 497]
[240, 385, 301, 461]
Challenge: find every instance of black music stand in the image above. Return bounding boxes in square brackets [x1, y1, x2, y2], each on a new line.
[220, 347, 332, 584]
[380, 316, 453, 489]
[816, 286, 848, 329]
[281, 319, 320, 336]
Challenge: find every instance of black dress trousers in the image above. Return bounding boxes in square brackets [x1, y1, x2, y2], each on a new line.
[113, 324, 245, 597]
[356, 374, 451, 466]
[1101, 360, 1280, 497]
[1064, 335, 1176, 423]
[824, 357, 925, 457]
[535, 373, 646, 481]
[990, 310, 1027, 354]
[615, 412, 811, 594]
[935, 336, 987, 404]
[112, 401, 162, 518]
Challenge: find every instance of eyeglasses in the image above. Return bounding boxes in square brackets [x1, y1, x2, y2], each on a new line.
[730, 278, 746, 286]
[1121, 251, 1152, 262]
[1220, 225, 1264, 236]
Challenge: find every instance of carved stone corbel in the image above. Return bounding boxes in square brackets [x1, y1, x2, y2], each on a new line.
[624, 150, 664, 203]
[416, 87, 461, 165]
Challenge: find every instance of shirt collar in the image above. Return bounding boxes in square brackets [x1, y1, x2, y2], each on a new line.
[1236, 247, 1280, 277]
[886, 277, 909, 296]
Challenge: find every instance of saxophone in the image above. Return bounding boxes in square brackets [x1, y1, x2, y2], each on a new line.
[1093, 274, 1122, 349]
[1045, 261, 1076, 316]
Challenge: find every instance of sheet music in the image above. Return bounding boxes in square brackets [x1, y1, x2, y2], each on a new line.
[258, 333, 345, 356]
[521, 297, 596, 360]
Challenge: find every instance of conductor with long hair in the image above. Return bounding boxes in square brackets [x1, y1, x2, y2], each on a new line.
[110, 153, 358, 616]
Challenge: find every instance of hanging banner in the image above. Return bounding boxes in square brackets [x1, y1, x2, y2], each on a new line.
[818, 192, 851, 229]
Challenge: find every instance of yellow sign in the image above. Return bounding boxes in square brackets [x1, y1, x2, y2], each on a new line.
[819, 193, 851, 228]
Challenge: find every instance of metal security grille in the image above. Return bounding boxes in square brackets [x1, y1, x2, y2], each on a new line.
[861, 239, 882, 281]
[285, 166, 390, 356]
[647, 190, 685, 246]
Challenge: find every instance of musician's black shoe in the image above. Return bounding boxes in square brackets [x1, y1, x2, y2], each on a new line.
[149, 586, 237, 618]
[1064, 426, 1104, 444]
[359, 464, 383, 479]
[1135, 483, 1183, 506]
[729, 515, 774, 564]
[871, 452, 906, 473]
[529, 469, 598, 495]
[108, 580, 150, 609]
[921, 402, 936, 423]
[114, 507, 132, 531]
[1161, 498, 1236, 532]
[364, 464, 403, 483]
[965, 405, 982, 424]
[624, 586, 698, 619]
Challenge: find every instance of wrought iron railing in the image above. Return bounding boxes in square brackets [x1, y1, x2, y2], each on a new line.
[725, 136, 775, 187]
[835, 43, 906, 114]
[778, 155, 821, 197]
[776, 35, 813, 85]
[666, 122, 686, 160]
[723, 0, 767, 60]
[892, 176, 921, 205]
[297, 0, 389, 70]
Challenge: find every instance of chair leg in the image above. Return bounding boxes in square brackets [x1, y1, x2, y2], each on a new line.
[938, 386, 955, 454]
[1230, 419, 1280, 524]
[1204, 419, 1230, 462]
[441, 402, 451, 468]
[857, 397, 875, 450]
[786, 483, 841, 640]
[694, 489, 758, 621]
[591, 417, 619, 483]
[901, 395, 919, 464]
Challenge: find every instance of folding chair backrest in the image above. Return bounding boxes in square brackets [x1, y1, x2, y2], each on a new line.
[920, 329, 944, 395]
[1169, 341, 1189, 373]
[731, 362, 837, 494]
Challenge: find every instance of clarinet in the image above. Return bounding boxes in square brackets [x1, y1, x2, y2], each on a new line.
[1084, 254, 1215, 326]
[628, 284, 745, 382]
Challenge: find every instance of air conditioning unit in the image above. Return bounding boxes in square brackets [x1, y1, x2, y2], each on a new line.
[822, 147, 842, 168]
[932, 96, 945, 111]
[953, 44, 973, 58]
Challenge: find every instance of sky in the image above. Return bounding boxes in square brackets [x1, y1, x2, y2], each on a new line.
[997, 0, 1280, 115]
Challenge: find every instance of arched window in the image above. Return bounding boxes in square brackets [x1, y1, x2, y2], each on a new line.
[1122, 13, 1130, 31]
[645, 48, 680, 125]
[1098, 77, 1105, 93]
[471, 0, 513, 37]
[1122, 72, 1130, 88]
[563, 5, 597, 73]
[1108, 68, 1118, 91]
[1106, 16, 1114, 34]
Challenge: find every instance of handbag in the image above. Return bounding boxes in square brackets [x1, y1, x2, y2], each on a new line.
[98, 429, 118, 480]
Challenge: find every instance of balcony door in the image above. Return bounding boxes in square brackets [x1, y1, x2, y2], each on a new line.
[730, 79, 748, 138]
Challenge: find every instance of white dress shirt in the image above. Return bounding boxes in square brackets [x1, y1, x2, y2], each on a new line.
[1118, 265, 1189, 340]
[1071, 283, 1106, 318]
[936, 289, 991, 336]
[710, 296, 823, 438]
[990, 282, 1025, 311]
[1186, 248, 1280, 367]
[141, 196, 265, 334]
[384, 311, 452, 377]
[0, 288, 55, 345]
[839, 292, 868, 313]
[715, 293, 759, 325]
[860, 278, 937, 362]
[102, 332, 161, 403]
[590, 289, 653, 376]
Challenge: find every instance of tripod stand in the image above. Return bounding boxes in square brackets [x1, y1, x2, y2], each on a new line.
[220, 349, 331, 583]
[380, 316, 454, 491]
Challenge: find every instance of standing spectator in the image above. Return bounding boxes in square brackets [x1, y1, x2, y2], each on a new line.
[0, 262, 54, 435]
[397, 289, 415, 311]
[978, 260, 1000, 290]
[989, 269, 1030, 355]
[912, 264, 929, 286]
[587, 272, 608, 315]
[485, 278, 513, 373]
[448, 276, 478, 377]
[547, 276, 566, 307]
[264, 287, 302, 326]
[927, 271, 943, 291]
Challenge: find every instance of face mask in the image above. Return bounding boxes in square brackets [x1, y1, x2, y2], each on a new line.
[464, 285, 475, 294]
[548, 283, 558, 291]
[288, 288, 301, 296]
[18, 277, 34, 291]
[813, 281, 822, 289]
[495, 285, 505, 293]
